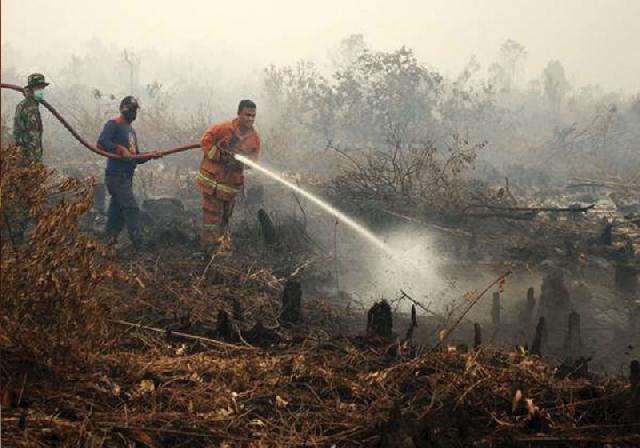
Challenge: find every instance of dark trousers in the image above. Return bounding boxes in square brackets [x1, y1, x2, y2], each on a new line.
[105, 173, 141, 245]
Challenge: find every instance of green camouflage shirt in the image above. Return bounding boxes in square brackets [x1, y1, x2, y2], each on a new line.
[13, 96, 43, 163]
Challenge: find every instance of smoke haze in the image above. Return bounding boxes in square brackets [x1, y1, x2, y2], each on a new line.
[2, 0, 640, 91]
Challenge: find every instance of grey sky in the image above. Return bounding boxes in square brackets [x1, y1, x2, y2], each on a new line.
[2, 0, 639, 91]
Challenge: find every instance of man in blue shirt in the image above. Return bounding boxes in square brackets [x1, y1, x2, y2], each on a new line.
[97, 96, 161, 249]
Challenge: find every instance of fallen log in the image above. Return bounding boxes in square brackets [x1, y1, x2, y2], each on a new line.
[467, 204, 595, 213]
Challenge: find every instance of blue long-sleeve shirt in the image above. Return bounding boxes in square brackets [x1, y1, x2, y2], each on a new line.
[97, 115, 146, 177]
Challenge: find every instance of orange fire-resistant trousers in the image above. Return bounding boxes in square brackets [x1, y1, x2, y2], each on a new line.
[201, 191, 237, 249]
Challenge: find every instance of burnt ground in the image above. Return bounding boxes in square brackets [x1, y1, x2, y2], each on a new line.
[2, 167, 639, 447]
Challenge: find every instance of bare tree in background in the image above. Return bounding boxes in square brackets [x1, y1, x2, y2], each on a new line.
[490, 39, 527, 92]
[543, 60, 571, 108]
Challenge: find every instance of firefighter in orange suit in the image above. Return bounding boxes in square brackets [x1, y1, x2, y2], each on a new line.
[197, 100, 261, 251]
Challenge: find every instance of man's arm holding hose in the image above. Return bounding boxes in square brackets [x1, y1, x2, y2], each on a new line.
[135, 133, 163, 163]
[200, 123, 231, 162]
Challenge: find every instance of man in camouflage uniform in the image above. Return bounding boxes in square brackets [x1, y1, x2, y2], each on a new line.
[13, 73, 49, 164]
[7, 74, 49, 242]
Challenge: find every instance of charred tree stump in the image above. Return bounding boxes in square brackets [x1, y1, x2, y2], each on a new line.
[367, 300, 393, 338]
[531, 317, 546, 356]
[216, 310, 233, 339]
[473, 323, 482, 348]
[257, 208, 278, 245]
[563, 311, 582, 357]
[526, 287, 536, 326]
[281, 280, 302, 323]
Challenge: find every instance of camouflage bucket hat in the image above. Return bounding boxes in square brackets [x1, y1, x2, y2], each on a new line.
[26, 73, 49, 89]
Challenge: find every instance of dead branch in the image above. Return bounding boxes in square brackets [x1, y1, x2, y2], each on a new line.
[110, 319, 255, 351]
[434, 271, 512, 349]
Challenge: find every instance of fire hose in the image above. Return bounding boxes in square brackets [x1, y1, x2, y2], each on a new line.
[1, 83, 200, 160]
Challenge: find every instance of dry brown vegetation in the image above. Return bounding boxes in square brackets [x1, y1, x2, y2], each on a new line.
[1, 146, 110, 369]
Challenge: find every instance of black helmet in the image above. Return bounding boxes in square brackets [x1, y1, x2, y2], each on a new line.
[119, 96, 140, 110]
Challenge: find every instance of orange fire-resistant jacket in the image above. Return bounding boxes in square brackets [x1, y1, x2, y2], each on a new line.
[197, 119, 261, 200]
